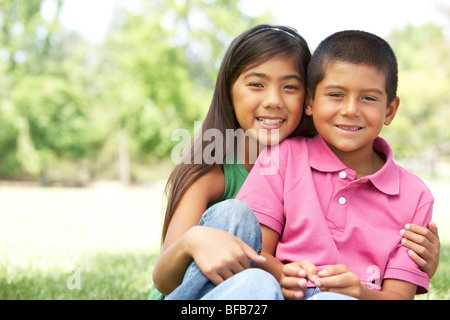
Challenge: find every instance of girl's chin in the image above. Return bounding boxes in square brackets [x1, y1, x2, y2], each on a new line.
[257, 131, 284, 147]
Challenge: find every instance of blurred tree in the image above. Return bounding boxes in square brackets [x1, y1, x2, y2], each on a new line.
[0, 0, 102, 183]
[96, 0, 272, 183]
[383, 23, 450, 176]
[0, 0, 272, 184]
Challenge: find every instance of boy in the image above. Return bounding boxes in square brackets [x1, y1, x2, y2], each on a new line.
[236, 30, 434, 299]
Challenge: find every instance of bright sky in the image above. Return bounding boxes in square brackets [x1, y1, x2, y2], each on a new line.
[51, 0, 448, 48]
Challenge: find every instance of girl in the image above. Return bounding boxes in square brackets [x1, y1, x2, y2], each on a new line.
[150, 25, 440, 300]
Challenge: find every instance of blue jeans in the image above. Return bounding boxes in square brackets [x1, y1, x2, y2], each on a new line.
[165, 199, 282, 300]
[165, 199, 356, 300]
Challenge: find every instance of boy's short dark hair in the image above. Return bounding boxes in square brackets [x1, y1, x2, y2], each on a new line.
[307, 30, 398, 105]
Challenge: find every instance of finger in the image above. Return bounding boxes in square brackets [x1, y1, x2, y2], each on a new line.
[299, 260, 320, 286]
[317, 264, 347, 277]
[317, 271, 356, 289]
[239, 240, 266, 264]
[283, 262, 307, 278]
[281, 276, 308, 290]
[282, 287, 306, 300]
[401, 236, 432, 259]
[206, 272, 226, 286]
[400, 228, 432, 250]
[406, 249, 428, 271]
[403, 224, 437, 244]
[428, 221, 440, 240]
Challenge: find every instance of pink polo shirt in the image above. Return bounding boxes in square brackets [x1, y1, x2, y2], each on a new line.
[236, 135, 433, 294]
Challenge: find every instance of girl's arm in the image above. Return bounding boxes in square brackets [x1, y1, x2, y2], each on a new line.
[152, 166, 265, 295]
[152, 166, 225, 295]
[256, 225, 284, 281]
[400, 221, 440, 278]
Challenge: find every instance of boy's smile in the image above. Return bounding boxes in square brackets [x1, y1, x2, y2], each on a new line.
[306, 62, 399, 169]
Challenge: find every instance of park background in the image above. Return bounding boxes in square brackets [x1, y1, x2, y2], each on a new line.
[0, 0, 449, 299]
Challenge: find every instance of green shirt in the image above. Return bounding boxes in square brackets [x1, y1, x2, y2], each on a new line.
[149, 155, 248, 300]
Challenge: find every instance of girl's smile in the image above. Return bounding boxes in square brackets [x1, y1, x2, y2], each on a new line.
[232, 56, 305, 147]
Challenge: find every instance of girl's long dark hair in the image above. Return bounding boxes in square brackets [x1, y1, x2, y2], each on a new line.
[161, 25, 315, 244]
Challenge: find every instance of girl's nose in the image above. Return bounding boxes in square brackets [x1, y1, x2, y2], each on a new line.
[263, 88, 283, 109]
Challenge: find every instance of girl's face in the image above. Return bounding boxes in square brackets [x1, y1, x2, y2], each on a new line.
[231, 56, 305, 146]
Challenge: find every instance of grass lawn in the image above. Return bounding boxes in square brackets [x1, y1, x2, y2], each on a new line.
[0, 178, 449, 299]
[0, 182, 165, 299]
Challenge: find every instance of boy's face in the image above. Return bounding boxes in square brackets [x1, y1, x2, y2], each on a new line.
[305, 62, 399, 159]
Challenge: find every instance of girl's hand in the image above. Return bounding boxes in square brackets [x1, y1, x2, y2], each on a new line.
[400, 221, 440, 278]
[279, 262, 309, 300]
[316, 265, 363, 299]
[186, 226, 266, 286]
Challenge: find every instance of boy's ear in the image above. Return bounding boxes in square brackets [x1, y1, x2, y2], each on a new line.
[305, 91, 313, 116]
[384, 96, 400, 126]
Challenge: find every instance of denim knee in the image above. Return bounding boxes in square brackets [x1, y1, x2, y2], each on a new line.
[201, 199, 255, 224]
[200, 199, 262, 255]
[228, 268, 283, 300]
[200, 268, 284, 300]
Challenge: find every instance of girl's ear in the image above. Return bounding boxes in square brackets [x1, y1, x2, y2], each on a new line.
[305, 91, 313, 116]
[384, 96, 400, 126]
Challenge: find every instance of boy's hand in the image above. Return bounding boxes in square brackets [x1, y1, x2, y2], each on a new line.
[316, 265, 363, 299]
[279, 262, 308, 299]
[400, 221, 440, 278]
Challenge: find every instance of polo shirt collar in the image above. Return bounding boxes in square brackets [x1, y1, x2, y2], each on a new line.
[308, 135, 399, 195]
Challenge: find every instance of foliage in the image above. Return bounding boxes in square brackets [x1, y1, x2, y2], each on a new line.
[0, 0, 271, 184]
[0, 0, 449, 184]
[383, 23, 450, 172]
[0, 0, 102, 182]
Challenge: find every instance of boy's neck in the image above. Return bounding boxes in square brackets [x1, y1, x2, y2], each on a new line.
[328, 142, 386, 180]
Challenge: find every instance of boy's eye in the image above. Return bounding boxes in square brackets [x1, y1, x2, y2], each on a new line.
[363, 96, 377, 101]
[329, 93, 343, 98]
[284, 85, 298, 90]
[249, 83, 263, 88]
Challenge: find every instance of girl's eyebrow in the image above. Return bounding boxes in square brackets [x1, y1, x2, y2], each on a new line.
[244, 72, 302, 82]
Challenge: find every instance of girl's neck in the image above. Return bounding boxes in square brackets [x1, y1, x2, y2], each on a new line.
[235, 136, 263, 173]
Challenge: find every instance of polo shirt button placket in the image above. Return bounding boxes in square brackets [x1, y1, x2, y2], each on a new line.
[339, 171, 347, 179]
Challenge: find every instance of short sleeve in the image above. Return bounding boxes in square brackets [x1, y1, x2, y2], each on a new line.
[236, 143, 287, 234]
[384, 200, 434, 294]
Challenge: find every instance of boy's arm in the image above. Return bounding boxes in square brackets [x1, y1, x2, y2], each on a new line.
[256, 225, 310, 300]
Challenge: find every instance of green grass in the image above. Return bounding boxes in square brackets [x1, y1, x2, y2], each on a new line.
[1, 177, 449, 300]
[0, 183, 165, 300]
[418, 244, 450, 300]
[1, 251, 159, 300]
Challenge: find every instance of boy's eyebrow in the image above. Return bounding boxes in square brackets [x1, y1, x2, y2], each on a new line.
[244, 72, 302, 82]
[324, 85, 384, 95]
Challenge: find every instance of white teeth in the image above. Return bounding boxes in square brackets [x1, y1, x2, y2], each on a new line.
[337, 125, 361, 131]
[257, 118, 285, 125]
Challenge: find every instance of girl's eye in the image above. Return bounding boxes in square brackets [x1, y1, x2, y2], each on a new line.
[284, 85, 298, 90]
[249, 83, 263, 88]
[329, 93, 343, 98]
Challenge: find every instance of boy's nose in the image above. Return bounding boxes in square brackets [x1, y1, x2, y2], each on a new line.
[341, 98, 360, 117]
